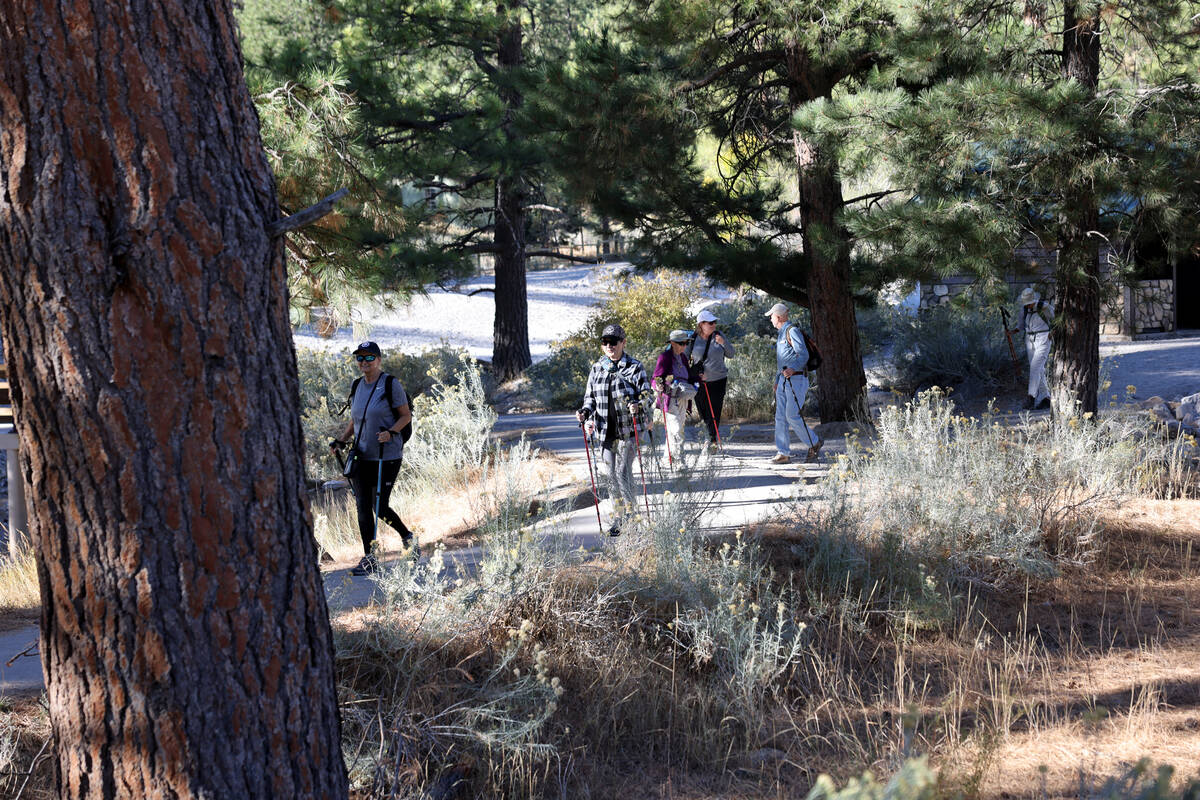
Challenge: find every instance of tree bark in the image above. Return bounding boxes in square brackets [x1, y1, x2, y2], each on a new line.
[794, 133, 869, 422]
[491, 0, 532, 382]
[0, 1, 348, 797]
[1051, 2, 1103, 416]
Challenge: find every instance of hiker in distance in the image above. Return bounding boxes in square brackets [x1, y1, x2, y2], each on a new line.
[653, 329, 697, 463]
[767, 303, 823, 465]
[686, 308, 734, 446]
[330, 341, 418, 575]
[1012, 287, 1053, 410]
[576, 323, 653, 536]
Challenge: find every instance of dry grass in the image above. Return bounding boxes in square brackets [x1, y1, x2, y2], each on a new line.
[327, 491, 1200, 799]
[0, 695, 52, 800]
[314, 449, 569, 568]
[0, 543, 39, 625]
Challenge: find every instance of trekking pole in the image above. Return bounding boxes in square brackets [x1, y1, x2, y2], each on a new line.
[659, 397, 674, 467]
[998, 306, 1022, 387]
[578, 414, 604, 535]
[700, 380, 721, 449]
[785, 374, 819, 452]
[374, 429, 388, 553]
[630, 409, 652, 519]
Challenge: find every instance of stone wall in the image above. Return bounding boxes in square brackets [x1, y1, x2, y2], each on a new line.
[917, 241, 1174, 337]
[1102, 279, 1176, 335]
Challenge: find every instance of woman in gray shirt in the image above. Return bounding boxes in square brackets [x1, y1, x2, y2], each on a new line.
[686, 309, 735, 444]
[329, 341, 415, 575]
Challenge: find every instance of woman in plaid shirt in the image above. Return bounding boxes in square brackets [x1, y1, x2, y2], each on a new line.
[576, 323, 652, 536]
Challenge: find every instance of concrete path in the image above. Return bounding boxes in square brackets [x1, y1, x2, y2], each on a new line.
[1100, 336, 1200, 405]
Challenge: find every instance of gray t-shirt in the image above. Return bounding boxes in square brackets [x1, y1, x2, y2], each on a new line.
[685, 333, 734, 381]
[351, 375, 408, 461]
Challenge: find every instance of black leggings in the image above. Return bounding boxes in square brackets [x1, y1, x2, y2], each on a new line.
[349, 458, 412, 554]
[694, 377, 727, 441]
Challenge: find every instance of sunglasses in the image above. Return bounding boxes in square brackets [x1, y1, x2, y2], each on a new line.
[601, 337, 622, 346]
[354, 354, 378, 362]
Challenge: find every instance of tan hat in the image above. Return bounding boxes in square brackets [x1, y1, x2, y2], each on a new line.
[668, 329, 692, 343]
[1017, 288, 1039, 306]
[765, 302, 789, 317]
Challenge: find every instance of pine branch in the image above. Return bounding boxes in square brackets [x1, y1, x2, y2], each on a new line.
[266, 189, 349, 237]
[676, 50, 786, 94]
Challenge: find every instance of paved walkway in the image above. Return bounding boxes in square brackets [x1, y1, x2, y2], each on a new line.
[1100, 335, 1200, 405]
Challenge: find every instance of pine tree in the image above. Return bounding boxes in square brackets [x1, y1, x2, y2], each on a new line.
[859, 0, 1200, 415]
[550, 0, 920, 422]
[257, 0, 611, 380]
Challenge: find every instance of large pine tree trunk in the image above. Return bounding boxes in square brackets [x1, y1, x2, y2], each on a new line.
[491, 1, 532, 382]
[1051, 2, 1103, 416]
[0, 1, 348, 797]
[794, 134, 869, 422]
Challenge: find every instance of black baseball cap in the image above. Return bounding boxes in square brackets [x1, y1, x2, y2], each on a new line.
[353, 341, 381, 357]
[600, 324, 626, 340]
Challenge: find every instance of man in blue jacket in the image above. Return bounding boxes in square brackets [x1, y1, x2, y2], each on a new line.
[767, 303, 823, 464]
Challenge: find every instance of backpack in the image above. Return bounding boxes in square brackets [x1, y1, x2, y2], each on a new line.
[785, 323, 822, 372]
[348, 374, 413, 443]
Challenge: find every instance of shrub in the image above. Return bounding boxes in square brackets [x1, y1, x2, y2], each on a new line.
[889, 303, 1016, 395]
[804, 389, 1177, 608]
[723, 334, 779, 422]
[528, 272, 702, 409]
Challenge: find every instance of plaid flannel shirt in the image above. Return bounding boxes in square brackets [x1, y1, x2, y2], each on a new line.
[581, 353, 652, 441]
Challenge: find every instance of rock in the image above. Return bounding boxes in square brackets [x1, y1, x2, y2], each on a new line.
[1163, 420, 1183, 439]
[734, 748, 789, 778]
[1177, 392, 1200, 421]
[933, 284, 949, 296]
[1140, 397, 1174, 423]
[815, 420, 863, 439]
[1182, 413, 1200, 433]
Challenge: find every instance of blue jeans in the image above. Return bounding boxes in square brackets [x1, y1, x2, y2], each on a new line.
[775, 374, 818, 455]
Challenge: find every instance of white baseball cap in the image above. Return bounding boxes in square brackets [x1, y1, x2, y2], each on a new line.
[765, 302, 788, 317]
[696, 309, 718, 324]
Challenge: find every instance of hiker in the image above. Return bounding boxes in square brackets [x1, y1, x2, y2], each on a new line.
[686, 308, 734, 445]
[329, 341, 417, 575]
[654, 329, 697, 461]
[576, 323, 653, 536]
[1014, 287, 1053, 410]
[767, 303, 823, 464]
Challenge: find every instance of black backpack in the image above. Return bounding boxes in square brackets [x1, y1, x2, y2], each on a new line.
[347, 374, 413, 443]
[785, 323, 822, 372]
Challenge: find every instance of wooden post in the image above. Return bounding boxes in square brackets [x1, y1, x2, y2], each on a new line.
[0, 431, 26, 556]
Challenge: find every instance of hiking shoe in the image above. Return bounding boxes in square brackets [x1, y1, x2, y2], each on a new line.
[350, 555, 379, 576]
[769, 453, 790, 465]
[805, 438, 824, 463]
[1036, 397, 1051, 410]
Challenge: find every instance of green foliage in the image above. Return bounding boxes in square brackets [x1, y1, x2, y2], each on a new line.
[805, 758, 937, 800]
[528, 271, 702, 408]
[888, 303, 1017, 394]
[247, 63, 467, 326]
[723, 334, 779, 421]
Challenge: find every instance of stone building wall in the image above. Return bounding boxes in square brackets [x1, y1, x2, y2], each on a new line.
[1101, 280, 1176, 335]
[917, 241, 1173, 337]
